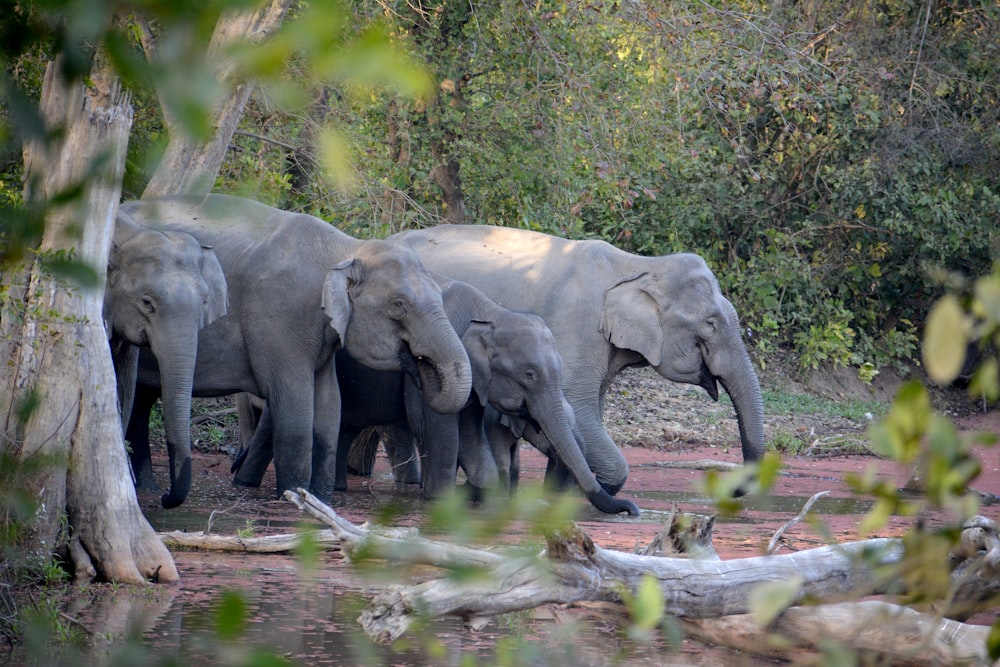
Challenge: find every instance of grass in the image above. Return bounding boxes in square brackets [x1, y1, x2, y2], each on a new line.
[762, 388, 888, 422]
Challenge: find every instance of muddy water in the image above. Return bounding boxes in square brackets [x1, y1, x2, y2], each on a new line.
[91, 446, 797, 667]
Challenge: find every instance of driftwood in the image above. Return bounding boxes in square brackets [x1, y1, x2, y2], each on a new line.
[158, 529, 341, 553]
[283, 488, 1000, 665]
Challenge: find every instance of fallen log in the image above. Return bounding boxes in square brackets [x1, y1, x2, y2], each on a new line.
[158, 529, 341, 553]
[285, 490, 899, 633]
[682, 601, 995, 666]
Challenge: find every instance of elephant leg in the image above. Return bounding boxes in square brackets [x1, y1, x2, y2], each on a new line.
[231, 404, 274, 487]
[236, 392, 263, 451]
[416, 416, 460, 499]
[381, 425, 420, 486]
[125, 382, 161, 491]
[510, 445, 521, 491]
[309, 358, 341, 500]
[457, 404, 499, 496]
[544, 455, 571, 491]
[484, 409, 517, 495]
[335, 426, 361, 491]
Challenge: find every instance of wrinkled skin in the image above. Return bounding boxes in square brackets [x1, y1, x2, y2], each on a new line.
[120, 194, 471, 500]
[393, 225, 766, 497]
[105, 214, 228, 508]
[231, 277, 639, 515]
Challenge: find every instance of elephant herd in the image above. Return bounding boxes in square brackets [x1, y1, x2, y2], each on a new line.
[104, 193, 766, 517]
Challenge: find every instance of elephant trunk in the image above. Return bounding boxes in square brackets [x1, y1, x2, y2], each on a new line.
[411, 312, 473, 415]
[534, 395, 640, 516]
[716, 341, 767, 466]
[154, 334, 197, 509]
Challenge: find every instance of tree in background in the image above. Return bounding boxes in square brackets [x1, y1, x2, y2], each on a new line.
[224, 0, 998, 376]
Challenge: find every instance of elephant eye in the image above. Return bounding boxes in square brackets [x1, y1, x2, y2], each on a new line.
[522, 368, 537, 386]
[140, 295, 156, 315]
[390, 297, 407, 319]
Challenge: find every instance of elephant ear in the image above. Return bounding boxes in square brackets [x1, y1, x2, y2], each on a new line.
[199, 245, 229, 327]
[498, 412, 529, 439]
[103, 240, 123, 339]
[600, 272, 664, 367]
[322, 259, 356, 345]
[461, 320, 495, 407]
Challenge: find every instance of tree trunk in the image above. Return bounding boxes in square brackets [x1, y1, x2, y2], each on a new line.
[141, 0, 293, 198]
[0, 56, 178, 583]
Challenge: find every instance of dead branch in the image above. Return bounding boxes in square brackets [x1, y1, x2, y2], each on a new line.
[158, 529, 341, 553]
[638, 459, 743, 472]
[284, 487, 506, 569]
[766, 490, 831, 555]
[283, 488, 905, 644]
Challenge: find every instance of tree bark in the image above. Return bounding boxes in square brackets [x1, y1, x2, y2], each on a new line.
[141, 0, 293, 197]
[0, 56, 178, 583]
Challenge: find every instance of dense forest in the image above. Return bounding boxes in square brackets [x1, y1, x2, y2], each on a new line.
[4, 0, 999, 376]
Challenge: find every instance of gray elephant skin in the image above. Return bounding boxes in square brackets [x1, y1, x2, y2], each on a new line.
[119, 194, 472, 501]
[392, 225, 766, 496]
[232, 276, 640, 515]
[105, 214, 228, 508]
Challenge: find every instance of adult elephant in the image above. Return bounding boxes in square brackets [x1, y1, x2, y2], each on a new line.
[105, 215, 228, 508]
[392, 225, 766, 496]
[119, 194, 472, 501]
[232, 276, 640, 515]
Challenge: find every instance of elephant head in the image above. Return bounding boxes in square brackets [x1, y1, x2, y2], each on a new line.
[600, 253, 765, 470]
[322, 239, 472, 416]
[105, 225, 228, 508]
[463, 312, 641, 515]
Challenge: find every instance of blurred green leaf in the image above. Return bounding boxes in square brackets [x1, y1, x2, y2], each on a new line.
[318, 126, 357, 192]
[38, 255, 100, 288]
[922, 295, 969, 384]
[214, 589, 248, 641]
[625, 574, 665, 636]
[749, 576, 802, 627]
[988, 619, 1000, 660]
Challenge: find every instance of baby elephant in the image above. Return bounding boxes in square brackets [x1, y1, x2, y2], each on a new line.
[105, 214, 228, 508]
[234, 276, 641, 516]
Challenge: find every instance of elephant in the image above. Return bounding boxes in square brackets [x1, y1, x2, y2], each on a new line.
[392, 225, 766, 496]
[104, 215, 228, 508]
[117, 193, 472, 501]
[231, 276, 641, 515]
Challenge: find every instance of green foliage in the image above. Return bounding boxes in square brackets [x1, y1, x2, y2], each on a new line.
[701, 451, 781, 516]
[749, 576, 803, 627]
[215, 0, 998, 377]
[621, 574, 665, 640]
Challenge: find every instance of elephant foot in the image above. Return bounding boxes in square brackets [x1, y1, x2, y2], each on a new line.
[308, 484, 336, 504]
[232, 478, 262, 489]
[457, 483, 495, 505]
[394, 480, 421, 493]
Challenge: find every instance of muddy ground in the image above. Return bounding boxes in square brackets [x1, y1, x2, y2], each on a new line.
[125, 360, 999, 665]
